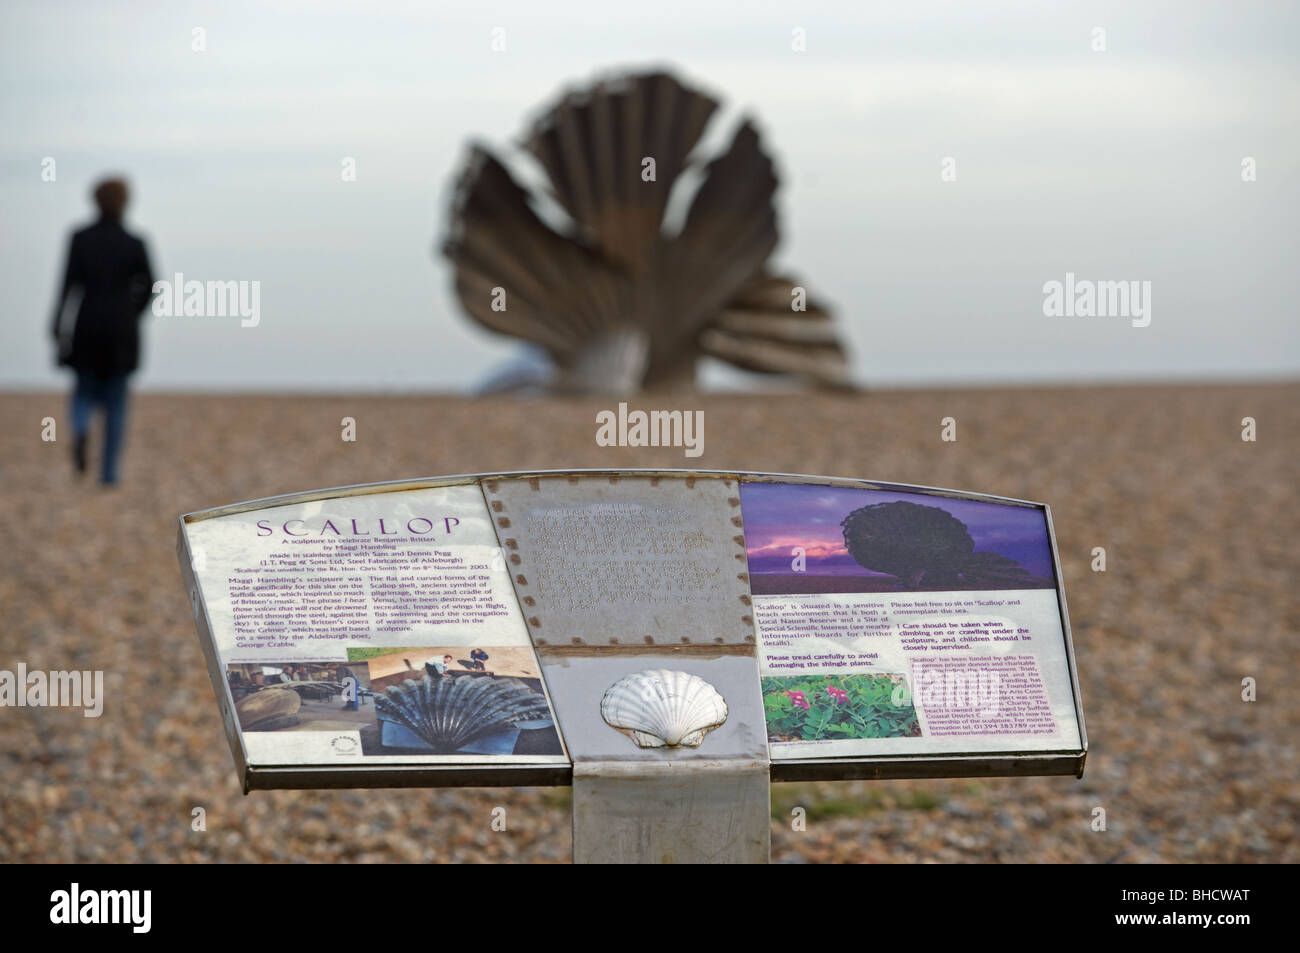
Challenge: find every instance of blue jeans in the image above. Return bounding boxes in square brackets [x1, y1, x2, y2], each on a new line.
[71, 371, 129, 484]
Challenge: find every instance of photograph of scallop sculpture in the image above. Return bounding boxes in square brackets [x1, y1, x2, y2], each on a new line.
[346, 646, 563, 756]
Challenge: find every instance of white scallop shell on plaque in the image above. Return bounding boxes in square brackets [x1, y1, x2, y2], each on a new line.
[600, 669, 729, 748]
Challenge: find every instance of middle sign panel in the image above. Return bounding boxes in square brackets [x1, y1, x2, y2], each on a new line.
[483, 474, 768, 765]
[482, 474, 758, 649]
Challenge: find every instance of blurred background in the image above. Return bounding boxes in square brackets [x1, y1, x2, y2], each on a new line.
[2, 0, 1297, 391]
[0, 1, 1296, 864]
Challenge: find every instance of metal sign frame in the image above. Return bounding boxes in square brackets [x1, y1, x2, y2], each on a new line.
[177, 468, 1087, 794]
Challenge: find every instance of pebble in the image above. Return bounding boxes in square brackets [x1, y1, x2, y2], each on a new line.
[0, 385, 1294, 862]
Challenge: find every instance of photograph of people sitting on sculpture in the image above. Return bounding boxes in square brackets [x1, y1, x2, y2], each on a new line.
[742, 482, 1057, 595]
[347, 645, 538, 681]
[227, 662, 378, 748]
[351, 646, 561, 756]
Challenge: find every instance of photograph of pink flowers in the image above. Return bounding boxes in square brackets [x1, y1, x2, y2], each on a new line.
[761, 673, 921, 743]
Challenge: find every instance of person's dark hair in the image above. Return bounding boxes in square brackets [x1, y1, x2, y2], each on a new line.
[93, 177, 129, 220]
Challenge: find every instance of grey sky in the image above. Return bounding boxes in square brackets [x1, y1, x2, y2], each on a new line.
[2, 0, 1296, 392]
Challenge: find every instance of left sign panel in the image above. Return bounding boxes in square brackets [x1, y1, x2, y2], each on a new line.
[180, 483, 568, 779]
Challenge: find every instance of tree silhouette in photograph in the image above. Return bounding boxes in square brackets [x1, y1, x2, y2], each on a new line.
[840, 501, 1035, 589]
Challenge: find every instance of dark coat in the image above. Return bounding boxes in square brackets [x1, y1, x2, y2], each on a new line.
[52, 217, 155, 375]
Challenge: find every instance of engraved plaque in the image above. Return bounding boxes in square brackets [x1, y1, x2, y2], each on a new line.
[481, 474, 755, 649]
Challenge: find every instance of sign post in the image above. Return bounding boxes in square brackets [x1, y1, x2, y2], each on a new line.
[178, 470, 1087, 862]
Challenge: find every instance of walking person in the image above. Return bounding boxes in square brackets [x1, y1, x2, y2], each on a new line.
[51, 177, 156, 486]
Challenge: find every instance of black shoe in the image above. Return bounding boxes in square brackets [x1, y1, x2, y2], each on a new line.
[73, 434, 88, 475]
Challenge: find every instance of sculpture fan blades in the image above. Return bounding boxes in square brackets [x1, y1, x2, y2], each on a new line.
[444, 147, 632, 362]
[524, 71, 719, 272]
[441, 69, 855, 392]
[700, 274, 852, 386]
[651, 120, 779, 372]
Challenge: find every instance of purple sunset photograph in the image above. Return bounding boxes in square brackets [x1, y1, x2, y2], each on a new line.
[741, 481, 1058, 595]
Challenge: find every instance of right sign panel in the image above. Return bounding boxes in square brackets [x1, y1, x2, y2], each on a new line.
[740, 481, 1083, 762]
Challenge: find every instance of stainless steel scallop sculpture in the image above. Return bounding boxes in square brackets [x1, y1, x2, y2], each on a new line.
[600, 669, 729, 748]
[374, 675, 551, 754]
[441, 70, 851, 393]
